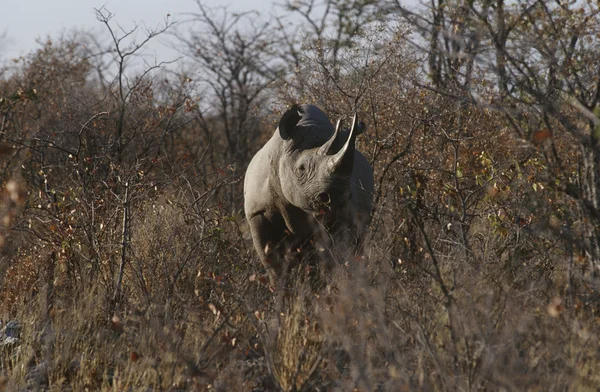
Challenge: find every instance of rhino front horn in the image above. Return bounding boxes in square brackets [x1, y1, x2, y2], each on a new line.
[329, 113, 358, 175]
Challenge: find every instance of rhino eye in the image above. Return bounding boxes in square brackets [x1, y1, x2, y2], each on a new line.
[296, 163, 308, 179]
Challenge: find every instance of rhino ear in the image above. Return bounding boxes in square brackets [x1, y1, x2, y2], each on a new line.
[278, 105, 303, 140]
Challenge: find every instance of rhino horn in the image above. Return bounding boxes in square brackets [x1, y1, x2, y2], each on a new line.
[318, 118, 342, 155]
[329, 113, 358, 175]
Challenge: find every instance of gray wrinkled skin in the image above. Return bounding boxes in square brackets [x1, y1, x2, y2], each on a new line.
[244, 105, 374, 282]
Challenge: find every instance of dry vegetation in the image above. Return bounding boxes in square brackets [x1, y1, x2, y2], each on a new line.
[1, 0, 600, 390]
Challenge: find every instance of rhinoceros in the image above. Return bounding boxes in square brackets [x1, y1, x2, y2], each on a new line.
[243, 104, 374, 281]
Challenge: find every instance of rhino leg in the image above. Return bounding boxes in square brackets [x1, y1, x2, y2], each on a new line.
[248, 213, 289, 284]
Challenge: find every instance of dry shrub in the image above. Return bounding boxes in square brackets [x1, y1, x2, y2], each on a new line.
[0, 250, 55, 315]
[267, 274, 325, 392]
[0, 195, 263, 390]
[258, 218, 595, 391]
[317, 261, 409, 391]
[128, 201, 204, 309]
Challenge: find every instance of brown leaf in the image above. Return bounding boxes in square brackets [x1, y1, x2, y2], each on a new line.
[208, 303, 217, 315]
[111, 314, 124, 333]
[547, 297, 563, 318]
[532, 128, 552, 143]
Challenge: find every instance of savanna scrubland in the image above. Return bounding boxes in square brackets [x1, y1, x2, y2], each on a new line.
[1, 0, 600, 390]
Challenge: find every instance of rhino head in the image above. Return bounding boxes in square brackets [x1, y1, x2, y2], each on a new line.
[276, 104, 362, 214]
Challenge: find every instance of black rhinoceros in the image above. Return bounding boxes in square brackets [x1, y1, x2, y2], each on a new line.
[244, 104, 374, 282]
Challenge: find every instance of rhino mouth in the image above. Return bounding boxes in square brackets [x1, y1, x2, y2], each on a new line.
[318, 192, 331, 204]
[313, 190, 351, 212]
[313, 197, 350, 229]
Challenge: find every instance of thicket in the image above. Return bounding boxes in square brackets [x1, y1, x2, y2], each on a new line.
[1, 1, 599, 390]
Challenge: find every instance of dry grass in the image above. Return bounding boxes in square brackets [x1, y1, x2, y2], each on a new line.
[1, 206, 599, 390]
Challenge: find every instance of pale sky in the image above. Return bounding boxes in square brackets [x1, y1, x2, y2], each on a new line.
[1, 0, 272, 63]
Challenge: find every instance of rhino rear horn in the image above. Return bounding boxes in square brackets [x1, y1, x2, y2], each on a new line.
[329, 113, 358, 175]
[318, 118, 342, 155]
[278, 105, 303, 140]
